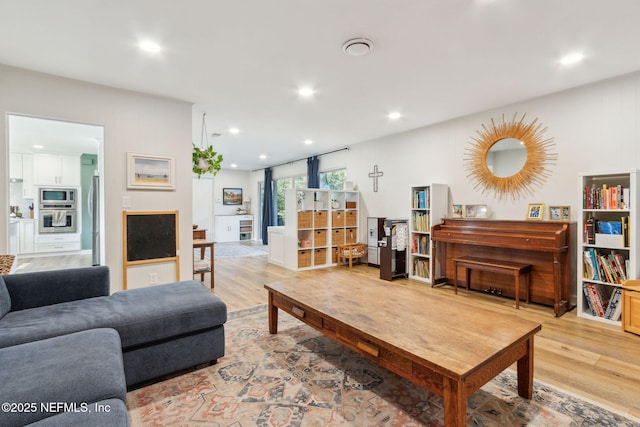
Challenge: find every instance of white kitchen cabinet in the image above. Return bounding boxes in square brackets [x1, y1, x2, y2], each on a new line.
[35, 233, 81, 253]
[34, 153, 81, 186]
[18, 220, 35, 253]
[22, 153, 34, 199]
[214, 215, 253, 242]
[9, 153, 23, 180]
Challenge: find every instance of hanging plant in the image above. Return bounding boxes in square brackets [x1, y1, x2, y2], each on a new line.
[193, 113, 224, 178]
[193, 143, 223, 177]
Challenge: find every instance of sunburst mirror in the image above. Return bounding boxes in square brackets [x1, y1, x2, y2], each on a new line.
[464, 113, 557, 200]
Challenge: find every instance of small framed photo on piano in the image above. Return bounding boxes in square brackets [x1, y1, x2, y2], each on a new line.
[452, 204, 463, 218]
[526, 203, 544, 220]
[465, 204, 487, 218]
[549, 205, 570, 221]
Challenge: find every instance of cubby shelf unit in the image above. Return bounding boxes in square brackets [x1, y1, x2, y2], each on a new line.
[284, 188, 360, 271]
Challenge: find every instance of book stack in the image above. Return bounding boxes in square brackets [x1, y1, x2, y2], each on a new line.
[583, 184, 630, 209]
[582, 284, 622, 321]
[411, 211, 430, 232]
[412, 258, 430, 279]
[411, 235, 430, 255]
[412, 188, 430, 209]
[583, 248, 628, 284]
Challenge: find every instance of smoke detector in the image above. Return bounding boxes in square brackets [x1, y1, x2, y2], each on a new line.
[342, 38, 373, 57]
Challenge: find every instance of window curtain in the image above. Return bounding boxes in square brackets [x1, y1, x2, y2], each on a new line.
[261, 167, 275, 244]
[307, 155, 320, 188]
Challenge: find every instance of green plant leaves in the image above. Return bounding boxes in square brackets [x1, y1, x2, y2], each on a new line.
[193, 143, 223, 178]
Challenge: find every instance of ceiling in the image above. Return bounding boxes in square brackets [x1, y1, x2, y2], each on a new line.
[2, 0, 640, 170]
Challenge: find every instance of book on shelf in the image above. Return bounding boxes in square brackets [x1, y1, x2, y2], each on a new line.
[412, 188, 430, 209]
[583, 283, 622, 320]
[583, 184, 630, 210]
[604, 288, 622, 320]
[412, 258, 430, 279]
[411, 235, 430, 255]
[411, 211, 430, 232]
[583, 247, 628, 284]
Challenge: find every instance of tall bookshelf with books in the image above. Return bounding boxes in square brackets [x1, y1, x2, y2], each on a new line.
[578, 171, 640, 325]
[409, 184, 448, 284]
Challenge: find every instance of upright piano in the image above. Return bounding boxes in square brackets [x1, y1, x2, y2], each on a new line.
[431, 218, 576, 316]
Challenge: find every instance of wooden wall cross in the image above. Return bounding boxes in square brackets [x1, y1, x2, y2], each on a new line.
[368, 165, 383, 192]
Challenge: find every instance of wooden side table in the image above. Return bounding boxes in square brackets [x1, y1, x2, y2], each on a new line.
[193, 230, 214, 289]
[623, 280, 640, 335]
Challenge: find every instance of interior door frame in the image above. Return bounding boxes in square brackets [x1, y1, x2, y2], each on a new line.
[5, 113, 106, 266]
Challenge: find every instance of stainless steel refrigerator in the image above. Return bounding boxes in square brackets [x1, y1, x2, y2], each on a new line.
[89, 175, 100, 266]
[367, 217, 385, 266]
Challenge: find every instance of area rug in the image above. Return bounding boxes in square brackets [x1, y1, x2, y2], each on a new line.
[213, 243, 269, 260]
[127, 305, 639, 426]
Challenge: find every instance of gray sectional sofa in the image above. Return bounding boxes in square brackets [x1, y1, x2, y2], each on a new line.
[0, 266, 227, 426]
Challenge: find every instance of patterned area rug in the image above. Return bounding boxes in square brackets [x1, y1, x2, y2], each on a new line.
[128, 305, 639, 426]
[213, 243, 268, 260]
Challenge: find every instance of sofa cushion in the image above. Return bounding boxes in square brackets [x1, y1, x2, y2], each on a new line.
[25, 399, 129, 427]
[0, 281, 227, 349]
[0, 328, 126, 427]
[0, 276, 10, 319]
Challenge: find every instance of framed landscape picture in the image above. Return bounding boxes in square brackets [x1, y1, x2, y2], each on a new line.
[465, 204, 488, 218]
[127, 153, 175, 190]
[223, 188, 243, 205]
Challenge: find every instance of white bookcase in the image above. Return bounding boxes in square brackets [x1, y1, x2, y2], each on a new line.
[577, 171, 640, 325]
[284, 188, 359, 271]
[408, 184, 448, 284]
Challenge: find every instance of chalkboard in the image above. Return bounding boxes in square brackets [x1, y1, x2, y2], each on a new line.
[124, 211, 177, 262]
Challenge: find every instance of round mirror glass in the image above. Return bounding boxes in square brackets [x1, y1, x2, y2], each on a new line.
[485, 137, 527, 177]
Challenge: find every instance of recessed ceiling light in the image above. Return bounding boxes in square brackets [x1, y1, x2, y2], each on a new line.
[304, 139, 313, 145]
[230, 163, 238, 168]
[388, 112, 402, 120]
[559, 52, 584, 66]
[32, 144, 43, 149]
[229, 127, 240, 134]
[298, 87, 315, 97]
[342, 38, 373, 57]
[138, 40, 162, 54]
[259, 154, 267, 160]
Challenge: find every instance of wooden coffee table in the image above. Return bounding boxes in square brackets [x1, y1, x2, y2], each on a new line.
[265, 271, 541, 426]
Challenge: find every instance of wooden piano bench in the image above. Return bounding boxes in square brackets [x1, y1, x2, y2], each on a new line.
[453, 256, 531, 309]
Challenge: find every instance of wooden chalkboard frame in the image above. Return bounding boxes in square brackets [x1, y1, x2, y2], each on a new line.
[122, 210, 180, 289]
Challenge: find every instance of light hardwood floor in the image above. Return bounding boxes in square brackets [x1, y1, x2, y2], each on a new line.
[208, 254, 640, 420]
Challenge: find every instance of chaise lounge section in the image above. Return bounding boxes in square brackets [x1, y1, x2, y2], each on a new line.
[0, 266, 227, 386]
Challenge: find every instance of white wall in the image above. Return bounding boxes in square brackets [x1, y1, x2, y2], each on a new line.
[249, 71, 640, 242]
[1, 64, 193, 292]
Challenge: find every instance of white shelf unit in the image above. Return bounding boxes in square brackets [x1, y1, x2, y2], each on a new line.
[408, 184, 448, 284]
[578, 171, 640, 325]
[284, 188, 359, 271]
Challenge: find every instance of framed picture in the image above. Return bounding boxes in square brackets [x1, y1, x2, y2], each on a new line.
[549, 205, 570, 221]
[465, 204, 487, 218]
[223, 188, 243, 205]
[127, 153, 175, 190]
[527, 203, 544, 220]
[452, 204, 464, 218]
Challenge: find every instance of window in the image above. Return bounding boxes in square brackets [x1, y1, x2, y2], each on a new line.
[258, 169, 345, 229]
[319, 169, 347, 190]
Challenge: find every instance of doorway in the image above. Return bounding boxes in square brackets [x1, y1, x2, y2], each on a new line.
[7, 114, 105, 273]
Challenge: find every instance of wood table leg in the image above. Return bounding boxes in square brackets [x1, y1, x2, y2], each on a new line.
[268, 292, 278, 334]
[443, 377, 466, 427]
[516, 336, 534, 399]
[454, 261, 458, 294]
[514, 271, 520, 309]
